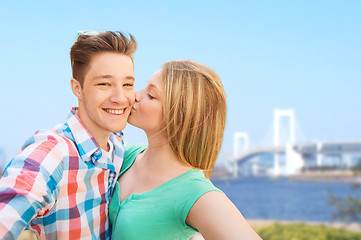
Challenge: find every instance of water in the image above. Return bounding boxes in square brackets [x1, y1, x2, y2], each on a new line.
[212, 177, 358, 222]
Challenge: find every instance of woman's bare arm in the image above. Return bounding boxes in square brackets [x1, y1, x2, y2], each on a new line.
[186, 191, 262, 240]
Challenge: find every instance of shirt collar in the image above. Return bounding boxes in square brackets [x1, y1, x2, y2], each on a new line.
[65, 107, 100, 162]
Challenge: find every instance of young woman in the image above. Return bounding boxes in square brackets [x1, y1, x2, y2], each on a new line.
[109, 60, 262, 239]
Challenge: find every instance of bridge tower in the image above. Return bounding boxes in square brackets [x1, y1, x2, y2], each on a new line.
[232, 132, 249, 177]
[273, 110, 294, 176]
[274, 109, 295, 146]
[273, 109, 303, 176]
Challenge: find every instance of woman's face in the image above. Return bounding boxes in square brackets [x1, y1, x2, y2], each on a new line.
[128, 69, 164, 134]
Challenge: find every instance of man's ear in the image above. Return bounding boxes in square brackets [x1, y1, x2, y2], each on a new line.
[70, 78, 83, 100]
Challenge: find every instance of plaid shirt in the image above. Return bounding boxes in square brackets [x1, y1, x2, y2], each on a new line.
[0, 108, 124, 240]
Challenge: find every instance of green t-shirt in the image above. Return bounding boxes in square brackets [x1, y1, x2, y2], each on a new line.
[109, 143, 223, 240]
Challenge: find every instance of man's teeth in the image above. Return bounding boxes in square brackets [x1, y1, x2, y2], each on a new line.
[105, 109, 124, 115]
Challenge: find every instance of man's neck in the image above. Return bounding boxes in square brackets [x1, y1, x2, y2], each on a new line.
[96, 136, 111, 151]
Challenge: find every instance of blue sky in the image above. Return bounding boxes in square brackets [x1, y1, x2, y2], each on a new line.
[0, 1, 360, 166]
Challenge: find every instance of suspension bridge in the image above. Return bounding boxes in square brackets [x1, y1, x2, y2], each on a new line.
[229, 109, 361, 177]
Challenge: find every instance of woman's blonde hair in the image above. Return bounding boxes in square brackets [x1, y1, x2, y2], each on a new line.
[161, 60, 226, 179]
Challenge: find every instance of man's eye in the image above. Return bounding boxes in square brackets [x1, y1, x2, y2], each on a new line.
[124, 83, 134, 87]
[97, 83, 110, 86]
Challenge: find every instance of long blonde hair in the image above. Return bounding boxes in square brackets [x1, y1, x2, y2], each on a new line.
[161, 60, 226, 179]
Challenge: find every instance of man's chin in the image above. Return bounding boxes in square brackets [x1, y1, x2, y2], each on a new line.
[107, 123, 127, 133]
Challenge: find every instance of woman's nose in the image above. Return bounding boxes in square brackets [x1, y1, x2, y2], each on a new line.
[134, 90, 142, 102]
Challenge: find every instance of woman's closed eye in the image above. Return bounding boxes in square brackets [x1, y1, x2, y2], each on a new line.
[147, 93, 156, 100]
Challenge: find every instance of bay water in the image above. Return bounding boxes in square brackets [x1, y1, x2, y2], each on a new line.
[212, 177, 358, 222]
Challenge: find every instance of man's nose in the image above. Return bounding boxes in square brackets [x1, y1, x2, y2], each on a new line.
[110, 87, 126, 103]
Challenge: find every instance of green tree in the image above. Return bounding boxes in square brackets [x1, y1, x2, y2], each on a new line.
[328, 159, 361, 222]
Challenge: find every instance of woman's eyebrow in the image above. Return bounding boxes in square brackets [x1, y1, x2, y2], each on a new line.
[148, 83, 161, 93]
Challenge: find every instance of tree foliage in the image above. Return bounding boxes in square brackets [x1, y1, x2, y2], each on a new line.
[328, 159, 361, 222]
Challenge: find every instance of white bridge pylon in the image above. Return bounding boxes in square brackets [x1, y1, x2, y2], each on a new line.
[273, 109, 303, 176]
[232, 132, 249, 177]
[273, 109, 295, 146]
[233, 132, 249, 158]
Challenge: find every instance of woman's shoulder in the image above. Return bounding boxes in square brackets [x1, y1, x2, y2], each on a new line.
[119, 143, 147, 175]
[174, 170, 223, 223]
[180, 170, 222, 194]
[124, 143, 147, 159]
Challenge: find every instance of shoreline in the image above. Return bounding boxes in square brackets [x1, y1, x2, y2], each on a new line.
[211, 168, 361, 184]
[288, 171, 361, 184]
[247, 218, 361, 233]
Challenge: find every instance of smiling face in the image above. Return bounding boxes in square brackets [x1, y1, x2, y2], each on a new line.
[128, 70, 163, 135]
[71, 52, 135, 142]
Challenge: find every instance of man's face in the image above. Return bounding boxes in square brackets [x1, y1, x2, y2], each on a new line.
[74, 52, 135, 139]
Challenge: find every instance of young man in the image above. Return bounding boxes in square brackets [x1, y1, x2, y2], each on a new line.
[0, 31, 136, 239]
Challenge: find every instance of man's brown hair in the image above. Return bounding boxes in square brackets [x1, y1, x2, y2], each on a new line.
[70, 31, 137, 86]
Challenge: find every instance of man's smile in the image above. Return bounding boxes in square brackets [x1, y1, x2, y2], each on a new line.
[103, 108, 126, 115]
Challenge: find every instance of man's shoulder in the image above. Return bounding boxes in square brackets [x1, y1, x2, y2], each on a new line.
[3, 129, 73, 175]
[31, 128, 72, 146]
[18, 128, 75, 158]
